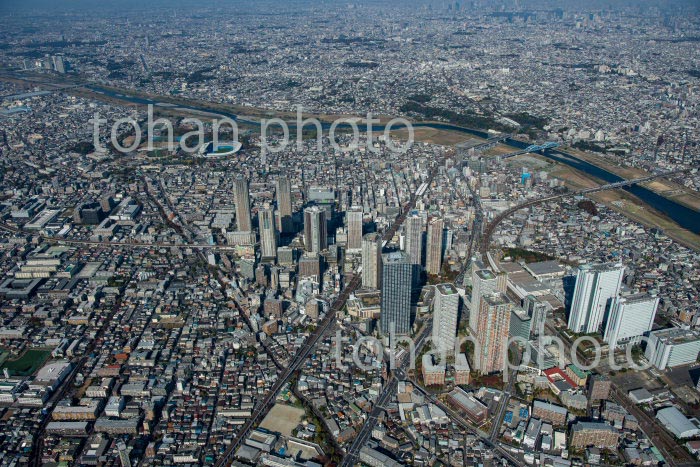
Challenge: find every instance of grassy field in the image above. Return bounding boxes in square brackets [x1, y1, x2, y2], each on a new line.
[390, 126, 479, 146]
[0, 349, 51, 377]
[481, 143, 519, 157]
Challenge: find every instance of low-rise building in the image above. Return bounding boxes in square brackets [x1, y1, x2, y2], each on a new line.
[447, 388, 487, 424]
[656, 406, 700, 439]
[422, 354, 445, 386]
[565, 364, 588, 387]
[454, 352, 471, 385]
[532, 400, 568, 426]
[587, 375, 611, 401]
[570, 422, 619, 449]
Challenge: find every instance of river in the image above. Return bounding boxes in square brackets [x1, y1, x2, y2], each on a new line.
[89, 85, 700, 234]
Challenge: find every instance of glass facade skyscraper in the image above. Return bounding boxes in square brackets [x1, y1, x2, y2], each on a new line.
[380, 251, 413, 336]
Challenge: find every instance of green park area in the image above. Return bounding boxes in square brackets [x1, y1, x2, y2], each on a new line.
[0, 349, 51, 377]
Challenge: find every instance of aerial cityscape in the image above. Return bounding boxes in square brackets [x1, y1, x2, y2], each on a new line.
[0, 0, 699, 466]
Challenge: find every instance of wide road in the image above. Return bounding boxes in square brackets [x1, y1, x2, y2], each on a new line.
[454, 180, 483, 286]
[339, 322, 433, 467]
[488, 364, 520, 442]
[411, 379, 522, 466]
[339, 377, 398, 466]
[213, 273, 361, 467]
[337, 163, 445, 467]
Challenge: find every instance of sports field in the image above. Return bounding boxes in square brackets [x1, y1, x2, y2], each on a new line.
[0, 349, 51, 377]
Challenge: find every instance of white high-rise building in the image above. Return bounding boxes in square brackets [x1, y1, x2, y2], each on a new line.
[432, 283, 460, 355]
[259, 205, 277, 260]
[426, 218, 444, 275]
[567, 263, 624, 334]
[346, 207, 363, 251]
[645, 328, 700, 370]
[524, 295, 548, 339]
[404, 212, 423, 266]
[469, 269, 506, 334]
[361, 233, 382, 290]
[603, 294, 659, 349]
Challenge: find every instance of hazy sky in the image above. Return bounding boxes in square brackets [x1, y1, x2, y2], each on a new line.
[1, 0, 699, 14]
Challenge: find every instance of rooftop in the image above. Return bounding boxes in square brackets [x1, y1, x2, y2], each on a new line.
[382, 251, 409, 264]
[579, 262, 624, 273]
[571, 421, 618, 433]
[475, 269, 496, 280]
[533, 400, 568, 415]
[483, 292, 511, 307]
[650, 328, 700, 345]
[523, 260, 565, 276]
[436, 283, 457, 295]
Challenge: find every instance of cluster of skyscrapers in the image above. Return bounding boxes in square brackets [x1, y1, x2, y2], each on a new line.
[255, 181, 458, 348]
[567, 262, 659, 350]
[235, 174, 543, 377]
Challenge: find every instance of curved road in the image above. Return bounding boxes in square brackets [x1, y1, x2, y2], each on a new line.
[479, 168, 692, 259]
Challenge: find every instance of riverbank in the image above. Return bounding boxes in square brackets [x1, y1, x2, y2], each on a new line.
[532, 155, 700, 251]
[2, 71, 698, 249]
[562, 147, 700, 213]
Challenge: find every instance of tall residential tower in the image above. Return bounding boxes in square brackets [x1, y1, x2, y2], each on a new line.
[567, 263, 624, 334]
[432, 283, 460, 355]
[346, 206, 363, 251]
[469, 269, 507, 334]
[276, 176, 293, 234]
[475, 292, 512, 374]
[303, 206, 327, 253]
[426, 218, 444, 275]
[234, 177, 252, 232]
[404, 212, 423, 266]
[603, 294, 658, 349]
[380, 251, 413, 336]
[361, 233, 382, 290]
[259, 205, 277, 260]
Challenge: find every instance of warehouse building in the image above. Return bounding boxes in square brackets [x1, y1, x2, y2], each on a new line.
[656, 406, 700, 439]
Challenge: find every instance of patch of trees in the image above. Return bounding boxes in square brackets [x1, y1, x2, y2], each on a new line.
[399, 101, 513, 132]
[344, 61, 379, 69]
[406, 93, 432, 103]
[577, 200, 598, 216]
[572, 140, 605, 153]
[503, 247, 554, 263]
[504, 112, 548, 130]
